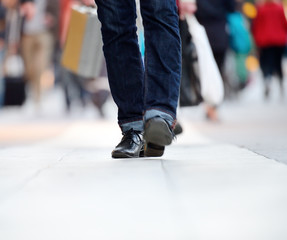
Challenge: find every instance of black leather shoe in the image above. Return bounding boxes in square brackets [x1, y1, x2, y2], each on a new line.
[112, 129, 144, 158]
[143, 117, 174, 157]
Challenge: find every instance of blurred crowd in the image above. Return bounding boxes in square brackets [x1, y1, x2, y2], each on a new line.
[0, 0, 109, 116]
[177, 0, 287, 122]
[0, 0, 286, 120]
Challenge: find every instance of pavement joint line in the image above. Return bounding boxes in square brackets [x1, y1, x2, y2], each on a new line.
[241, 146, 287, 166]
[159, 158, 193, 237]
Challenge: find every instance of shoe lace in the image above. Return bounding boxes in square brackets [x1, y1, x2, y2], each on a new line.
[122, 128, 142, 145]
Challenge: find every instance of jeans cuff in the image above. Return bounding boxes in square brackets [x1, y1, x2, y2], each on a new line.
[144, 109, 176, 128]
[120, 120, 144, 133]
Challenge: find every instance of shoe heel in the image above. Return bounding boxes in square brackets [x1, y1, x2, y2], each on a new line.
[144, 142, 165, 157]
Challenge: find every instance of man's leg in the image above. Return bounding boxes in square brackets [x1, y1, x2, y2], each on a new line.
[140, 0, 181, 156]
[95, 0, 144, 133]
[95, 0, 144, 158]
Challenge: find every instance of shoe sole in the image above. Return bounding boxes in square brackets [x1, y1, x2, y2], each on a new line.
[144, 118, 173, 157]
[112, 152, 136, 158]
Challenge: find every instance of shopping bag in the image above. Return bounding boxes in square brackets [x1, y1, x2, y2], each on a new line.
[186, 15, 224, 105]
[3, 54, 25, 78]
[3, 76, 26, 106]
[61, 5, 104, 78]
[3, 53, 26, 106]
[227, 12, 252, 54]
[3, 9, 26, 106]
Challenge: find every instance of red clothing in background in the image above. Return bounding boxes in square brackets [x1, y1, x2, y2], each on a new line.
[60, 0, 72, 47]
[252, 2, 287, 47]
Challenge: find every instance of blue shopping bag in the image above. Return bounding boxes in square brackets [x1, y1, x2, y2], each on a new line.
[227, 12, 252, 54]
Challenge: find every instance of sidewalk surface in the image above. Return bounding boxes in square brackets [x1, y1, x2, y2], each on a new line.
[0, 76, 287, 240]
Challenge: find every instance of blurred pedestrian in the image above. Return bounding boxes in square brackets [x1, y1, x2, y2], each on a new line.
[252, 0, 287, 99]
[21, 0, 57, 108]
[195, 0, 235, 78]
[83, 0, 181, 158]
[0, 3, 5, 107]
[1, 0, 35, 20]
[0, 2, 5, 106]
[57, 0, 85, 112]
[58, 0, 109, 115]
[195, 0, 235, 121]
[0, 0, 35, 107]
[175, 0, 200, 135]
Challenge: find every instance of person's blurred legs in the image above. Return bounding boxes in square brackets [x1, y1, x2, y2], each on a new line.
[213, 50, 231, 98]
[0, 49, 4, 107]
[22, 32, 53, 105]
[205, 105, 219, 122]
[273, 46, 285, 99]
[259, 47, 274, 99]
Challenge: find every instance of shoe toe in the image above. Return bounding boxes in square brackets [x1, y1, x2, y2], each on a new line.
[111, 129, 143, 158]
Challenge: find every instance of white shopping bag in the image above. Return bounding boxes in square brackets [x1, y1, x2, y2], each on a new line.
[186, 15, 224, 105]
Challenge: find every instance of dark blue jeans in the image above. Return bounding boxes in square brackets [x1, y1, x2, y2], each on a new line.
[95, 0, 181, 132]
